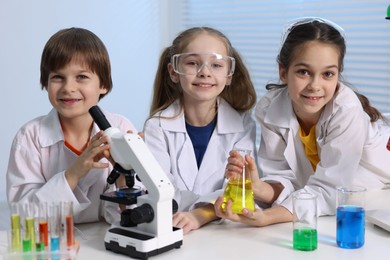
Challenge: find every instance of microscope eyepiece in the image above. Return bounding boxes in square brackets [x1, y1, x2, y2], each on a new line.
[89, 105, 111, 131]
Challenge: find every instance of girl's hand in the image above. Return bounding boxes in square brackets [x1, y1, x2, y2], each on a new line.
[225, 150, 282, 205]
[225, 150, 245, 179]
[137, 131, 145, 139]
[214, 196, 268, 227]
[65, 131, 110, 190]
[214, 196, 293, 227]
[172, 211, 202, 235]
[226, 150, 262, 193]
[173, 204, 217, 235]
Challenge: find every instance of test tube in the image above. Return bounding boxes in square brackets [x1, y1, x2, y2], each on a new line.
[22, 228, 32, 253]
[61, 201, 74, 248]
[22, 202, 35, 248]
[38, 202, 49, 248]
[49, 203, 61, 251]
[10, 202, 21, 252]
[34, 219, 45, 260]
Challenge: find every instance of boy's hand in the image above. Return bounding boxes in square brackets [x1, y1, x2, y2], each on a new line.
[65, 131, 110, 190]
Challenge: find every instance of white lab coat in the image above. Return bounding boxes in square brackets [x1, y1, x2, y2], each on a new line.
[6, 109, 137, 224]
[143, 98, 257, 211]
[256, 83, 390, 216]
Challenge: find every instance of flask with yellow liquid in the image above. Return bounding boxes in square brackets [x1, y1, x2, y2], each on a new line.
[221, 149, 255, 213]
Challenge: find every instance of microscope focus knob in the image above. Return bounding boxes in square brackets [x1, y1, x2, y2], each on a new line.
[130, 204, 154, 224]
[172, 199, 178, 214]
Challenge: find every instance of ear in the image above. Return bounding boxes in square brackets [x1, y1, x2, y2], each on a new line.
[168, 63, 179, 83]
[279, 64, 287, 84]
[99, 87, 108, 95]
[225, 75, 232, 86]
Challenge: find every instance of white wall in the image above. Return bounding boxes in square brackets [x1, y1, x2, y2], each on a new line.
[0, 0, 183, 202]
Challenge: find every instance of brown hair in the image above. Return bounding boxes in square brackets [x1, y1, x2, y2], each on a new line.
[40, 27, 112, 100]
[149, 27, 256, 117]
[267, 21, 384, 122]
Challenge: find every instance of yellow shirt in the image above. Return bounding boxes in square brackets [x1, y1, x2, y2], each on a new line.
[299, 126, 320, 171]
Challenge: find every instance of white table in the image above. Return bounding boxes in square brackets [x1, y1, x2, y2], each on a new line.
[1, 189, 390, 260]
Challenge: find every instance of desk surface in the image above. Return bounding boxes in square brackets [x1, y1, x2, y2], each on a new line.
[1, 189, 390, 260]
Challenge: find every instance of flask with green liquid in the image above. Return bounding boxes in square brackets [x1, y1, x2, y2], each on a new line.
[221, 149, 255, 214]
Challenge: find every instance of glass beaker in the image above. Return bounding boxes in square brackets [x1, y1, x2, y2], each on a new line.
[292, 191, 318, 251]
[336, 186, 366, 249]
[221, 149, 255, 214]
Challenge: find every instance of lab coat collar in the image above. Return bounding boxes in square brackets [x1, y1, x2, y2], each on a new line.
[264, 88, 297, 129]
[40, 109, 64, 147]
[40, 108, 102, 148]
[160, 97, 245, 134]
[319, 82, 346, 122]
[159, 100, 186, 132]
[261, 88, 303, 174]
[216, 98, 245, 134]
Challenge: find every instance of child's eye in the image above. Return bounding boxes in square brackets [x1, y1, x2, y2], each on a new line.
[185, 61, 198, 67]
[324, 71, 335, 78]
[50, 74, 63, 81]
[77, 74, 89, 80]
[211, 63, 224, 69]
[297, 69, 309, 76]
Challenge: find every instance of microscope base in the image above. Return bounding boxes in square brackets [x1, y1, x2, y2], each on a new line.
[104, 227, 183, 259]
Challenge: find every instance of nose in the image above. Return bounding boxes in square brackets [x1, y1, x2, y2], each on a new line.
[196, 63, 212, 77]
[62, 79, 76, 92]
[308, 75, 321, 92]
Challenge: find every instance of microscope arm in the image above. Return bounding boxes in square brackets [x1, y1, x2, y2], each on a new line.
[89, 106, 175, 236]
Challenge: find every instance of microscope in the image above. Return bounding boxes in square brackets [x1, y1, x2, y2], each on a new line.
[89, 106, 183, 259]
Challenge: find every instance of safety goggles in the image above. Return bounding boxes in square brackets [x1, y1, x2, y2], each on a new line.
[280, 17, 346, 46]
[171, 52, 235, 77]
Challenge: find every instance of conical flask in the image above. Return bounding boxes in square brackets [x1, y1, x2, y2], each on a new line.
[221, 149, 255, 213]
